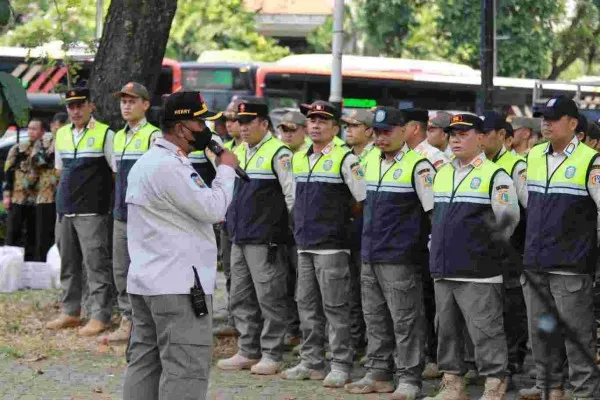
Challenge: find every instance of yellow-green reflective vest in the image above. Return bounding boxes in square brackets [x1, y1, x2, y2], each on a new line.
[55, 121, 112, 215]
[430, 159, 504, 278]
[292, 141, 353, 250]
[113, 122, 158, 221]
[362, 147, 430, 263]
[226, 136, 289, 244]
[524, 140, 598, 273]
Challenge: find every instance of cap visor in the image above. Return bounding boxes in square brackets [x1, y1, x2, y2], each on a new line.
[307, 111, 335, 119]
[114, 90, 143, 99]
[279, 122, 298, 129]
[65, 98, 86, 105]
[373, 122, 395, 130]
[236, 114, 258, 123]
[541, 109, 562, 121]
[341, 116, 361, 125]
[196, 110, 222, 121]
[444, 125, 473, 133]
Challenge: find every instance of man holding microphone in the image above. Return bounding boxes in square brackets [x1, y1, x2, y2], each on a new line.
[122, 91, 239, 399]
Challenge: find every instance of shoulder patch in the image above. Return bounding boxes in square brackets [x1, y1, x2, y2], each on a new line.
[589, 170, 600, 186]
[351, 163, 364, 180]
[278, 154, 291, 171]
[496, 187, 510, 204]
[191, 172, 207, 188]
[433, 159, 445, 170]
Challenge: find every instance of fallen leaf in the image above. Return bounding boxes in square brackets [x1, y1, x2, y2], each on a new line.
[25, 355, 47, 362]
[92, 387, 103, 393]
[35, 369, 44, 375]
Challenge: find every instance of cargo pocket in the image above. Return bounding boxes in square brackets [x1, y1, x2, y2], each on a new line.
[471, 312, 504, 340]
[322, 267, 349, 308]
[165, 324, 213, 379]
[388, 276, 417, 311]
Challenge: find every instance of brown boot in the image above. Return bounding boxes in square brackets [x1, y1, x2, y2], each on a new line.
[78, 319, 110, 337]
[518, 386, 564, 400]
[423, 374, 469, 400]
[97, 317, 131, 344]
[480, 377, 507, 400]
[46, 314, 82, 330]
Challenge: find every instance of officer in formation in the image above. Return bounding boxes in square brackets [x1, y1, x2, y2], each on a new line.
[344, 107, 435, 399]
[123, 91, 238, 399]
[518, 96, 600, 399]
[281, 100, 366, 387]
[98, 82, 161, 344]
[342, 108, 376, 355]
[426, 111, 454, 160]
[46, 88, 115, 337]
[510, 117, 542, 156]
[217, 99, 294, 375]
[278, 110, 310, 154]
[214, 99, 243, 337]
[426, 114, 520, 400]
[480, 111, 529, 380]
[405, 109, 451, 170]
[277, 110, 310, 346]
[3, 118, 53, 261]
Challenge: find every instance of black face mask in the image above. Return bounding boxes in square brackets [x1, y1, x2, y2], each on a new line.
[182, 125, 212, 152]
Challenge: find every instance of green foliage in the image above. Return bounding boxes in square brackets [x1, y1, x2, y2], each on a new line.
[0, 72, 30, 130]
[166, 0, 290, 61]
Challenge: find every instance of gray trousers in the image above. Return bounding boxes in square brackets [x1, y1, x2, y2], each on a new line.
[349, 250, 366, 349]
[230, 243, 288, 361]
[123, 294, 212, 400]
[113, 219, 131, 320]
[285, 243, 301, 336]
[522, 271, 600, 397]
[296, 252, 353, 372]
[219, 224, 234, 326]
[435, 280, 508, 378]
[362, 262, 425, 385]
[59, 215, 113, 323]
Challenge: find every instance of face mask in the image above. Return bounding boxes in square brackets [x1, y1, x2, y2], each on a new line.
[182, 125, 212, 152]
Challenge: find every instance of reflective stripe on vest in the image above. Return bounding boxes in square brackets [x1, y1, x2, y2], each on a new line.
[362, 147, 429, 263]
[113, 123, 157, 221]
[292, 142, 352, 250]
[524, 141, 597, 273]
[226, 136, 289, 244]
[55, 121, 112, 214]
[430, 159, 503, 278]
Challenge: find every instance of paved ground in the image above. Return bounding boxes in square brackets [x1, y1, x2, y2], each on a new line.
[0, 272, 546, 399]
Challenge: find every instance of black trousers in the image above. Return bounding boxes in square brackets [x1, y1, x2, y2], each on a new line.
[5, 203, 36, 261]
[35, 203, 56, 262]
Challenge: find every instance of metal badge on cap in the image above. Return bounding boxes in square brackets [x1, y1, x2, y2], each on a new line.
[375, 109, 386, 123]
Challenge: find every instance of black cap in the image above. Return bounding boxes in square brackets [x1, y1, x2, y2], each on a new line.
[482, 111, 507, 133]
[504, 121, 514, 137]
[403, 108, 429, 124]
[577, 115, 588, 134]
[162, 91, 222, 122]
[444, 114, 484, 133]
[588, 121, 600, 140]
[235, 99, 269, 123]
[64, 87, 90, 104]
[300, 100, 340, 120]
[372, 106, 407, 130]
[535, 95, 579, 121]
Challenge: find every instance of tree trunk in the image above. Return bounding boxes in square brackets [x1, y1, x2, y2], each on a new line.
[89, 0, 177, 129]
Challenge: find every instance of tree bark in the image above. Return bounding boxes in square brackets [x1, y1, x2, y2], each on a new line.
[89, 0, 177, 129]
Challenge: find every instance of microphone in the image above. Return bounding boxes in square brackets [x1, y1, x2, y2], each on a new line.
[207, 140, 250, 182]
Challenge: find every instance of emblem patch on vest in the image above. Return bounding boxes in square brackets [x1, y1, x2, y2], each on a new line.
[135, 139, 142, 149]
[470, 177, 481, 189]
[256, 156, 264, 168]
[191, 172, 206, 188]
[323, 159, 333, 171]
[87, 137, 95, 147]
[393, 168, 403, 180]
[565, 166, 576, 179]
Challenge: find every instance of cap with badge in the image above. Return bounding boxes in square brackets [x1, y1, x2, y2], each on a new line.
[64, 87, 90, 104]
[429, 111, 453, 129]
[341, 109, 374, 127]
[444, 114, 484, 133]
[372, 106, 407, 130]
[114, 81, 150, 100]
[534, 95, 579, 121]
[402, 108, 429, 124]
[162, 91, 222, 121]
[300, 100, 340, 120]
[235, 99, 269, 123]
[511, 116, 540, 132]
[278, 111, 307, 130]
[482, 111, 507, 133]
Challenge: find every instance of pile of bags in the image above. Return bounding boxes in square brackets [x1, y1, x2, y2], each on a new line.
[0, 245, 61, 293]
